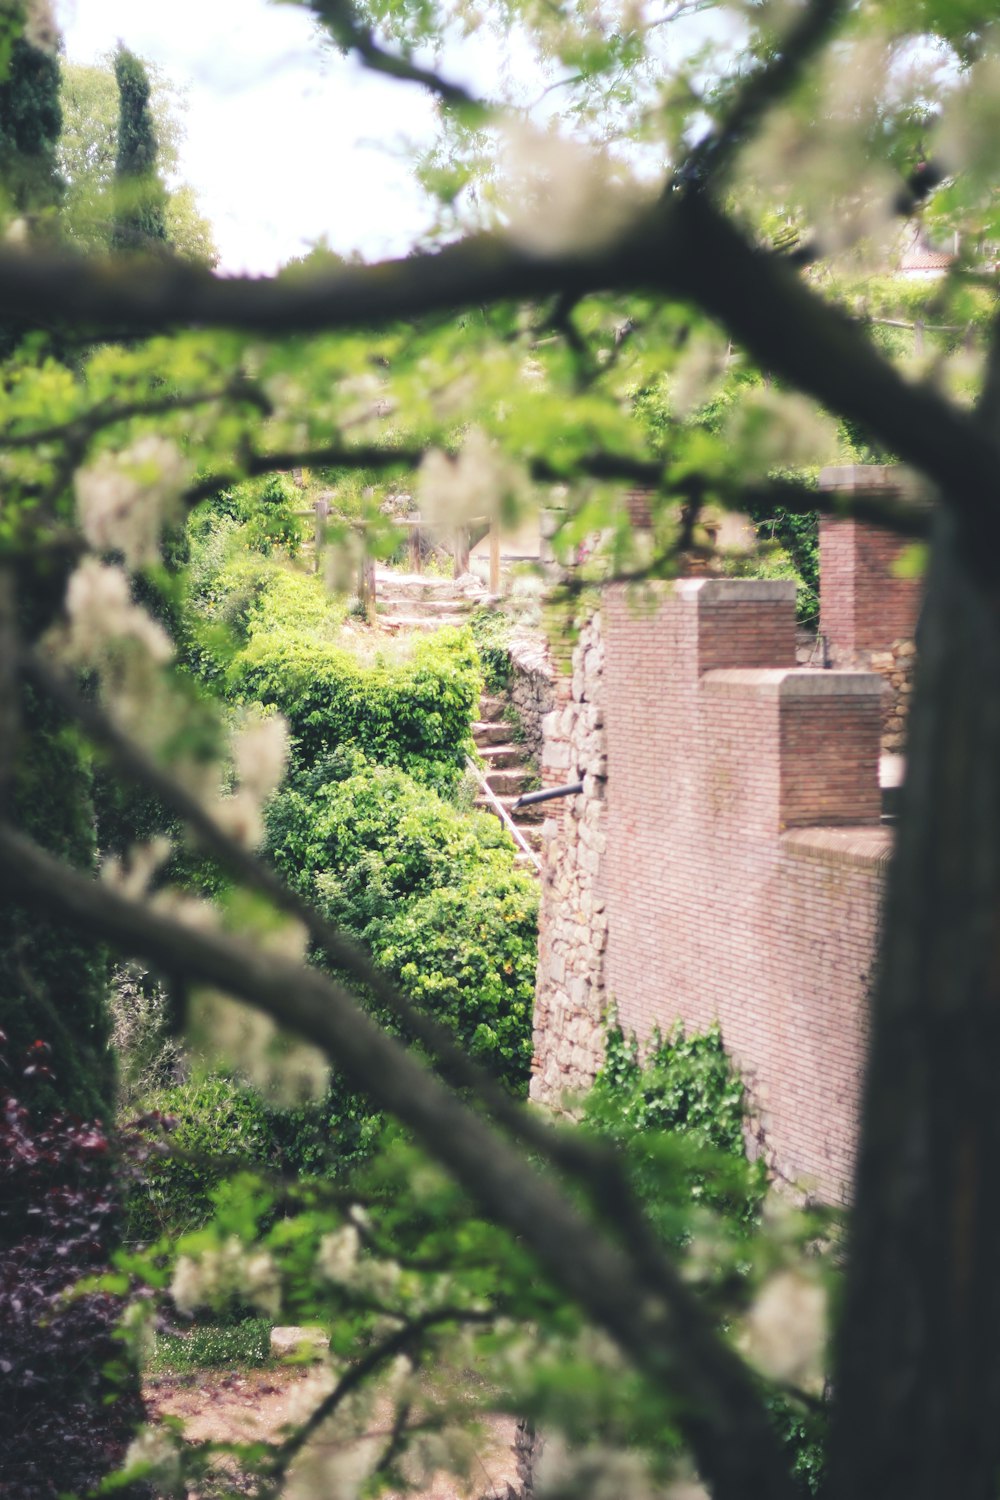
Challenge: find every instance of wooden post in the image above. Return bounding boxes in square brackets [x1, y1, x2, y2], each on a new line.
[453, 526, 470, 578]
[489, 521, 501, 596]
[408, 523, 422, 575]
[313, 496, 330, 573]
[358, 553, 377, 627]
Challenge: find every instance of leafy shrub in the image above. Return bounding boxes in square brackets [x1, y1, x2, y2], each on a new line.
[150, 1316, 272, 1372]
[583, 1019, 766, 1233]
[470, 604, 513, 693]
[125, 1072, 281, 1241]
[0, 1038, 144, 1498]
[1, 686, 113, 1121]
[371, 878, 537, 1088]
[267, 754, 538, 1094]
[235, 625, 481, 787]
[192, 473, 305, 557]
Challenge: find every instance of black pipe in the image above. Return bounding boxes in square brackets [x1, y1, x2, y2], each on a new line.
[512, 781, 584, 809]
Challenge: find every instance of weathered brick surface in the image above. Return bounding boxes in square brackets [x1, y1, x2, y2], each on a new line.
[598, 581, 888, 1200]
[532, 574, 893, 1201]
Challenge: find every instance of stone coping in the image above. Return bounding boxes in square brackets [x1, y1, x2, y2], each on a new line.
[701, 667, 885, 698]
[782, 825, 894, 871]
[675, 577, 798, 604]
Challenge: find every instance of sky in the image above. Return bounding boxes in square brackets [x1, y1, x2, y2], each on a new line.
[56, 0, 443, 274]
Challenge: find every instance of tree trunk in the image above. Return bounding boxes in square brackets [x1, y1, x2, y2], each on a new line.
[830, 508, 1000, 1500]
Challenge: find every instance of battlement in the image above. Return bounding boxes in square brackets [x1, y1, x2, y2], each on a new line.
[531, 468, 918, 1201]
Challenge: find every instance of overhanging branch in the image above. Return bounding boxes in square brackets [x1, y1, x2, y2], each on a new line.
[0, 819, 797, 1500]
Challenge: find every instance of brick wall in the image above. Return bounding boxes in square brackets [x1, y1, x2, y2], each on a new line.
[818, 466, 924, 751]
[599, 580, 888, 1200]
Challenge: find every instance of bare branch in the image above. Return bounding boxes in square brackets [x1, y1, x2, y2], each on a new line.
[0, 379, 269, 453]
[680, 0, 845, 189]
[0, 820, 798, 1500]
[308, 0, 490, 114]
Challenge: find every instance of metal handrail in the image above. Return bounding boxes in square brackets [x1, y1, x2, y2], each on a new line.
[465, 755, 542, 873]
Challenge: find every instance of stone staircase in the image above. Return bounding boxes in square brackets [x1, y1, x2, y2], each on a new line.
[473, 693, 545, 872]
[374, 568, 486, 633]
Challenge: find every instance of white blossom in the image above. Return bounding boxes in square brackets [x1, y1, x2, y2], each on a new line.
[75, 435, 189, 571]
[123, 1426, 184, 1493]
[500, 123, 657, 257]
[232, 711, 290, 801]
[316, 1224, 361, 1284]
[740, 1267, 827, 1387]
[22, 0, 59, 54]
[188, 987, 328, 1103]
[419, 427, 522, 528]
[100, 836, 173, 900]
[170, 1234, 281, 1318]
[61, 559, 173, 664]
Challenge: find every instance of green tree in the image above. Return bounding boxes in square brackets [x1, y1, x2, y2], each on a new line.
[59, 55, 216, 262]
[5, 2, 1000, 1498]
[0, 9, 61, 234]
[112, 44, 167, 253]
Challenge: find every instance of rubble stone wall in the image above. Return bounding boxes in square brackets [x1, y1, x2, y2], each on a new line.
[507, 636, 556, 763]
[529, 614, 609, 1108]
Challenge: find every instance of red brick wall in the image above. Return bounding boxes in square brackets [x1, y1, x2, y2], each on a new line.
[600, 580, 889, 1201]
[818, 467, 922, 652]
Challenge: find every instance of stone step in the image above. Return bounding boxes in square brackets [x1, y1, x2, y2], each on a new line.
[478, 743, 526, 770]
[472, 720, 510, 746]
[377, 596, 470, 618]
[379, 614, 461, 633]
[514, 852, 540, 873]
[485, 767, 535, 796]
[374, 570, 469, 598]
[478, 696, 506, 723]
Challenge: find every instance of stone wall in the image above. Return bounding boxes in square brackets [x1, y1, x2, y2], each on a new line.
[529, 613, 609, 1108]
[818, 470, 923, 753]
[507, 634, 556, 763]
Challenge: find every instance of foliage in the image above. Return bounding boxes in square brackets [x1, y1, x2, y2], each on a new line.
[124, 1072, 282, 1241]
[0, 25, 61, 231]
[266, 751, 537, 1089]
[0, 682, 113, 1120]
[0, 1037, 144, 1499]
[469, 602, 514, 692]
[232, 623, 481, 787]
[112, 45, 167, 252]
[149, 1316, 272, 1372]
[59, 54, 216, 262]
[584, 1018, 767, 1232]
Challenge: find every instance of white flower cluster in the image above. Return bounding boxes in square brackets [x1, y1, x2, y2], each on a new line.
[316, 1223, 361, 1283]
[419, 427, 522, 528]
[23, 0, 59, 54]
[75, 435, 190, 571]
[739, 1266, 827, 1389]
[170, 1234, 281, 1319]
[100, 836, 173, 900]
[500, 122, 657, 257]
[189, 986, 328, 1103]
[724, 387, 837, 473]
[123, 1426, 184, 1495]
[537, 1437, 661, 1500]
[214, 709, 291, 850]
[62, 558, 173, 665]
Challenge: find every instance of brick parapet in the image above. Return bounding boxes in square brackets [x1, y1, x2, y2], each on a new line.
[531, 575, 892, 1200]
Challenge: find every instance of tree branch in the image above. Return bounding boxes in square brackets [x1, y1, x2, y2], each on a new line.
[0, 819, 798, 1500]
[308, 0, 491, 114]
[680, 0, 845, 188]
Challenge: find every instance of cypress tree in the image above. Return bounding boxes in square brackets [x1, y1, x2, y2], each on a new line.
[112, 44, 167, 251]
[0, 6, 63, 233]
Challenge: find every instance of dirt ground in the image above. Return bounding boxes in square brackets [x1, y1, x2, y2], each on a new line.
[144, 1366, 520, 1499]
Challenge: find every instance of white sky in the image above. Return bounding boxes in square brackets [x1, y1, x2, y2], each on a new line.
[56, 0, 443, 273]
